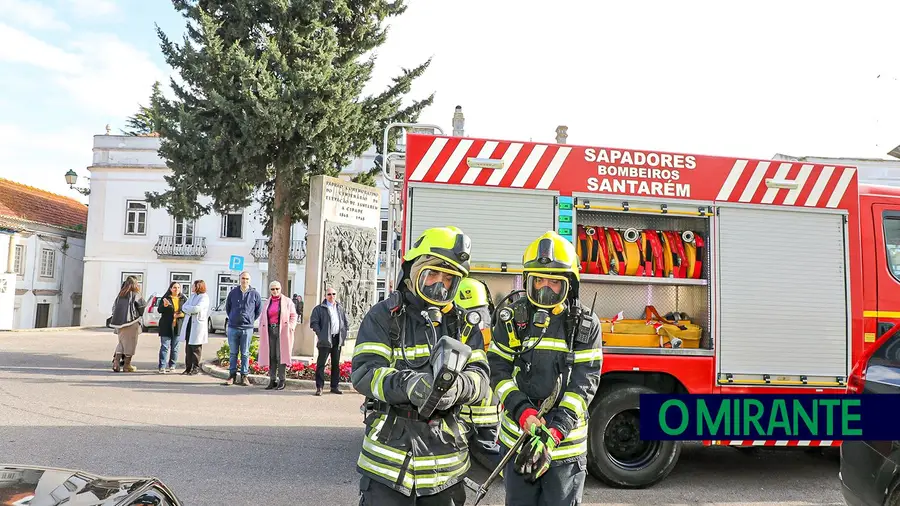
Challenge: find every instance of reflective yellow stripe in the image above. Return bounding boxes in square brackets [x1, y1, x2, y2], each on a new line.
[362, 435, 406, 464]
[560, 392, 588, 417]
[863, 310, 900, 318]
[464, 370, 482, 400]
[865, 333, 876, 343]
[522, 337, 569, 352]
[357, 453, 414, 490]
[393, 345, 430, 360]
[488, 342, 513, 362]
[354, 342, 392, 361]
[370, 367, 396, 402]
[495, 379, 519, 404]
[573, 348, 602, 365]
[468, 349, 488, 364]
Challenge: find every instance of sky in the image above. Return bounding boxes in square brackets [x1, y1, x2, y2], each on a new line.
[3, 1, 900, 205]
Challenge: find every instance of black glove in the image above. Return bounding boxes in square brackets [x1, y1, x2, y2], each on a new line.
[513, 424, 556, 483]
[404, 372, 434, 408]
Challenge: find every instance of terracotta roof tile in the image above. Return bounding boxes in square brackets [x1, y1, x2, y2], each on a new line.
[0, 178, 88, 232]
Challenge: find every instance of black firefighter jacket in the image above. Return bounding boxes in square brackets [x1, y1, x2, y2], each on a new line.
[487, 298, 603, 467]
[351, 289, 491, 497]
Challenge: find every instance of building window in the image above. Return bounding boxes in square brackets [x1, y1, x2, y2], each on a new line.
[13, 245, 24, 276]
[170, 272, 193, 294]
[221, 212, 243, 238]
[121, 272, 144, 292]
[125, 201, 148, 235]
[217, 274, 239, 306]
[377, 280, 386, 302]
[380, 218, 388, 253]
[39, 248, 55, 278]
[173, 218, 195, 245]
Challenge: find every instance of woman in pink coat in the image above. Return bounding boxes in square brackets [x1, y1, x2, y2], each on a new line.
[258, 280, 297, 390]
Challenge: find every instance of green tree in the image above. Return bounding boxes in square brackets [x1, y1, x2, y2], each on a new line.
[123, 81, 164, 136]
[145, 0, 433, 289]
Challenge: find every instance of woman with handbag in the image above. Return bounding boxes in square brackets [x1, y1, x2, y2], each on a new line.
[179, 280, 210, 375]
[157, 281, 187, 373]
[258, 280, 297, 390]
[109, 276, 146, 373]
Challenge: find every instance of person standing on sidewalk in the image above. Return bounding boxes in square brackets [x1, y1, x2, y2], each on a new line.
[157, 281, 187, 374]
[179, 280, 210, 375]
[258, 280, 297, 390]
[309, 286, 348, 396]
[224, 271, 261, 386]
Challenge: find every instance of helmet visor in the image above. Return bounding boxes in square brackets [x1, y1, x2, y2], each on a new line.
[525, 273, 569, 309]
[415, 265, 463, 306]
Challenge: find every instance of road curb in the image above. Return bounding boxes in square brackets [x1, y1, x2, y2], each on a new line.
[199, 360, 358, 393]
[0, 326, 109, 333]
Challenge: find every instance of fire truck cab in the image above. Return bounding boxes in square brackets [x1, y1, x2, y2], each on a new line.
[379, 123, 900, 488]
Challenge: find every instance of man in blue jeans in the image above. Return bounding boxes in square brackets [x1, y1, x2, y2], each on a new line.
[223, 271, 262, 386]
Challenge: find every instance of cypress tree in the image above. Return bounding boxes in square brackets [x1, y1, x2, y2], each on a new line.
[144, 0, 433, 289]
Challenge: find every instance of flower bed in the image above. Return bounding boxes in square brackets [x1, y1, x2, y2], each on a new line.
[215, 336, 353, 382]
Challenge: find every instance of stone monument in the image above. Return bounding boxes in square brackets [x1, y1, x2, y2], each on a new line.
[296, 175, 381, 356]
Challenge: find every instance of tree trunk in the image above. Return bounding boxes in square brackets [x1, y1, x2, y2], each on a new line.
[269, 168, 292, 295]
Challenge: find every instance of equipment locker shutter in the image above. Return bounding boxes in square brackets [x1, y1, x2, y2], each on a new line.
[407, 186, 556, 266]
[717, 206, 849, 378]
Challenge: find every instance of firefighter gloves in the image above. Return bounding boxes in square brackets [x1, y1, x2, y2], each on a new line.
[514, 423, 558, 483]
[405, 371, 434, 408]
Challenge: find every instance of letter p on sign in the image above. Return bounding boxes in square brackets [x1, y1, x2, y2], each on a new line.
[229, 255, 244, 272]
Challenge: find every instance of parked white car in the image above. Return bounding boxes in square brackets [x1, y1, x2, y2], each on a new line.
[208, 299, 262, 334]
[142, 292, 161, 331]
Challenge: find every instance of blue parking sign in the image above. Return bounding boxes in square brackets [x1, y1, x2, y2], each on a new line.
[229, 255, 244, 272]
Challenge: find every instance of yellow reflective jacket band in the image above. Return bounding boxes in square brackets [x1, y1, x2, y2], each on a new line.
[392, 344, 430, 362]
[522, 337, 569, 352]
[495, 379, 520, 405]
[354, 341, 393, 361]
[468, 349, 488, 365]
[488, 341, 514, 362]
[573, 348, 603, 366]
[559, 391, 588, 418]
[370, 367, 398, 402]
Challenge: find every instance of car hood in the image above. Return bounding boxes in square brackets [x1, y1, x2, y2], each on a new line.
[0, 464, 180, 506]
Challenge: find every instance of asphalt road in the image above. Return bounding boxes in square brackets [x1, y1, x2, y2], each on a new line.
[0, 329, 845, 506]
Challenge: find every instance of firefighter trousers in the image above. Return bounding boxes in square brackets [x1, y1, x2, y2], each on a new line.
[358, 476, 467, 505]
[502, 457, 587, 506]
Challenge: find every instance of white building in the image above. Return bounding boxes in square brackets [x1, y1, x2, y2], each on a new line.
[0, 178, 87, 329]
[79, 134, 308, 327]
[772, 153, 900, 186]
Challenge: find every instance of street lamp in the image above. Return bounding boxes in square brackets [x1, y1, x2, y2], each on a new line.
[64, 169, 91, 196]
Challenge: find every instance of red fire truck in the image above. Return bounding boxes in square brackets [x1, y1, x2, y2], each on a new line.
[378, 123, 900, 488]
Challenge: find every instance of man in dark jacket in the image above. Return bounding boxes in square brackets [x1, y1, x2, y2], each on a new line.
[224, 271, 262, 386]
[309, 287, 349, 395]
[351, 225, 490, 505]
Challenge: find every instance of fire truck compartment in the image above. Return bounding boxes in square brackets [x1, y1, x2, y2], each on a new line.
[405, 184, 557, 268]
[571, 196, 713, 354]
[715, 205, 850, 385]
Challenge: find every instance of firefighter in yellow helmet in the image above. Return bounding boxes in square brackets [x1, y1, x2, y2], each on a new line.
[454, 276, 503, 469]
[487, 231, 603, 506]
[350, 226, 491, 505]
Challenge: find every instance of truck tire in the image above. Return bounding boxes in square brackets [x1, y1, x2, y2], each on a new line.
[586, 383, 681, 488]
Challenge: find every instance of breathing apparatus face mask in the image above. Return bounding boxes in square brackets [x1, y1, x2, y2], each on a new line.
[526, 273, 568, 310]
[414, 265, 462, 307]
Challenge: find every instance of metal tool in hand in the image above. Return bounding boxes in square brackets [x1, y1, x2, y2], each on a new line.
[464, 375, 563, 505]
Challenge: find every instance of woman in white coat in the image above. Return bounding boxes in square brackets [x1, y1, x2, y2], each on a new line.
[179, 279, 210, 375]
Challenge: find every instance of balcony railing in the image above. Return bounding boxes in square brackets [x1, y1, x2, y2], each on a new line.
[250, 239, 306, 263]
[153, 235, 208, 259]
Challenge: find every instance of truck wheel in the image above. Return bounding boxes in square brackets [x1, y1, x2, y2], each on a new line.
[587, 383, 681, 488]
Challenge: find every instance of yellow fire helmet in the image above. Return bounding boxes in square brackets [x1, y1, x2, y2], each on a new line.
[522, 230, 580, 310]
[455, 277, 490, 309]
[403, 226, 472, 307]
[403, 226, 471, 276]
